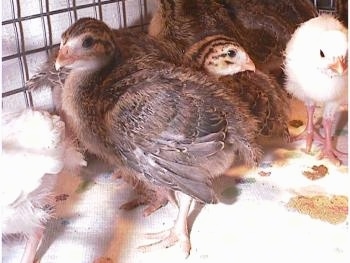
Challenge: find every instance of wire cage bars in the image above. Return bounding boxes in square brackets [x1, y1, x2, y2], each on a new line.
[1, 0, 336, 111]
[2, 0, 157, 111]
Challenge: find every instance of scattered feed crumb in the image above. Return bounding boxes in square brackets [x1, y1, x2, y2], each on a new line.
[289, 119, 304, 128]
[302, 164, 328, 180]
[258, 171, 271, 177]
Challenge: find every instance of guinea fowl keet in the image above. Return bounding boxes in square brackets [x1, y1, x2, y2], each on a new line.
[54, 17, 261, 256]
[149, 0, 317, 83]
[284, 14, 348, 165]
[182, 34, 290, 141]
[217, 0, 318, 80]
[26, 30, 186, 217]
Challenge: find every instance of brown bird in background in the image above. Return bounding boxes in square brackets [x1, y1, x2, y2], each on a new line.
[183, 34, 290, 140]
[149, 0, 240, 56]
[53, 17, 261, 256]
[149, 0, 317, 82]
[217, 0, 318, 79]
[219, 71, 290, 140]
[335, 0, 348, 27]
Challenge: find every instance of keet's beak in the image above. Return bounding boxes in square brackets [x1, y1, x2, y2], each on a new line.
[329, 57, 347, 75]
[55, 46, 72, 71]
[243, 57, 256, 72]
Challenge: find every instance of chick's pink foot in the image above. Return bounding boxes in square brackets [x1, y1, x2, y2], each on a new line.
[316, 148, 344, 166]
[291, 127, 324, 153]
[291, 105, 324, 153]
[316, 118, 347, 166]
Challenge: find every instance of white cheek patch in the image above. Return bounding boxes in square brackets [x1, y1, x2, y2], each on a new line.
[66, 37, 81, 49]
[236, 50, 247, 61]
[219, 66, 241, 76]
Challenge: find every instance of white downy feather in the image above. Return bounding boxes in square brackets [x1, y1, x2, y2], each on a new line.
[284, 14, 348, 118]
[1, 109, 86, 237]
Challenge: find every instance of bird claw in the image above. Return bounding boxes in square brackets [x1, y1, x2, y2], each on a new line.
[138, 228, 191, 257]
[143, 228, 171, 240]
[291, 128, 324, 153]
[316, 149, 345, 166]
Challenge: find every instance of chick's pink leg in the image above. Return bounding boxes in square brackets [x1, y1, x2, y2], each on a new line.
[317, 118, 347, 166]
[21, 227, 44, 263]
[292, 105, 324, 152]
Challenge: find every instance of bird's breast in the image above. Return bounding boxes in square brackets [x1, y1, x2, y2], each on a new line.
[286, 64, 347, 103]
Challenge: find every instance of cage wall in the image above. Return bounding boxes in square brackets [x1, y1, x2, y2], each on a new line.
[2, 0, 157, 111]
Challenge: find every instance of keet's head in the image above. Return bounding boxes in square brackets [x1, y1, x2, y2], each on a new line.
[185, 35, 255, 77]
[55, 17, 118, 71]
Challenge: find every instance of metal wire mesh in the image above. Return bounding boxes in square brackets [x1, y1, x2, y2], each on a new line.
[2, 0, 156, 110]
[1, 0, 336, 111]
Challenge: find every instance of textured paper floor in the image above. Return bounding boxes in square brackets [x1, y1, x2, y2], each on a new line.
[2, 98, 349, 263]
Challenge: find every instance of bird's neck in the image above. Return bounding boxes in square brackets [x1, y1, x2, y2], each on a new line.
[61, 68, 104, 134]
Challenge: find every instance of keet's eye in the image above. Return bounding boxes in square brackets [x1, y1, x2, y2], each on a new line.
[82, 37, 94, 48]
[227, 50, 236, 58]
[320, 49, 325, 58]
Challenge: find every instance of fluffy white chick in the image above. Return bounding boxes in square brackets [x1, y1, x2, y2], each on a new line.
[284, 14, 348, 165]
[1, 109, 86, 263]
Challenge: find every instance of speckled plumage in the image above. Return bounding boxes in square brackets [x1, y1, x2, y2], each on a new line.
[183, 34, 255, 76]
[219, 71, 290, 140]
[149, 0, 317, 80]
[217, 0, 318, 76]
[54, 17, 262, 255]
[148, 0, 293, 140]
[149, 0, 239, 56]
[183, 34, 290, 140]
[25, 27, 266, 216]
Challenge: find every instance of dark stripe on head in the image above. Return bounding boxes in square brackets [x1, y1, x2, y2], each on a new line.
[200, 40, 237, 68]
[61, 17, 116, 56]
[194, 35, 235, 57]
[188, 35, 238, 66]
[62, 17, 113, 43]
